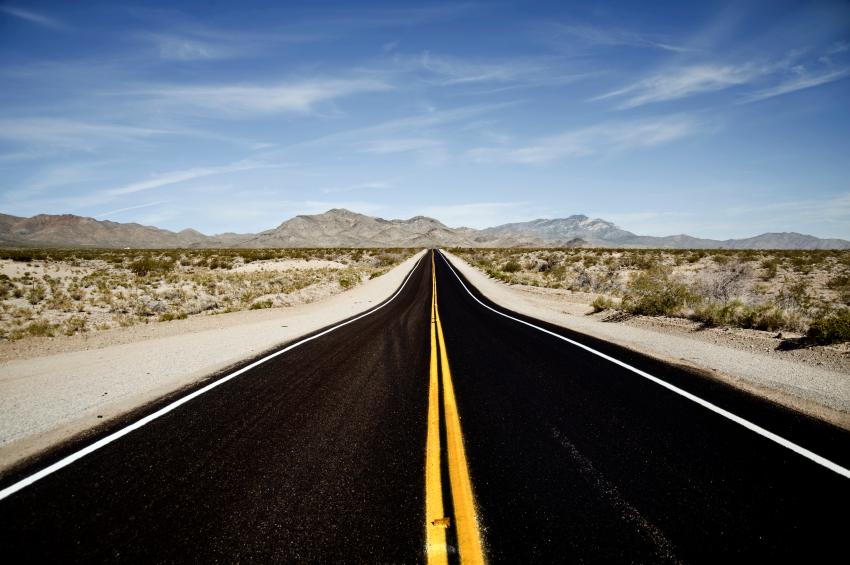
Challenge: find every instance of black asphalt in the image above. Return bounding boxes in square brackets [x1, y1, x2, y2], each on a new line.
[1, 250, 849, 563]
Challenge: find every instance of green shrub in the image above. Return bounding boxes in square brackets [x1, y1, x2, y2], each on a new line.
[131, 257, 174, 277]
[591, 296, 619, 312]
[340, 278, 352, 287]
[249, 300, 273, 310]
[10, 319, 56, 339]
[808, 309, 850, 344]
[27, 285, 45, 305]
[159, 311, 188, 321]
[486, 268, 512, 282]
[760, 259, 779, 280]
[64, 316, 87, 335]
[691, 301, 794, 332]
[503, 261, 521, 273]
[622, 269, 698, 316]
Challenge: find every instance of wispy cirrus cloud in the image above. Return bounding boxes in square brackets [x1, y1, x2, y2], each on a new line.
[0, 6, 64, 29]
[148, 35, 236, 60]
[414, 52, 592, 90]
[740, 69, 849, 103]
[96, 199, 176, 219]
[144, 78, 391, 117]
[466, 115, 700, 164]
[0, 118, 173, 151]
[593, 64, 756, 109]
[595, 46, 849, 109]
[553, 24, 688, 52]
[356, 138, 443, 154]
[107, 160, 286, 196]
[321, 181, 392, 194]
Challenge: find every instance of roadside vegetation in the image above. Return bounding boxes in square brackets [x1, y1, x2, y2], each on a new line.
[451, 247, 850, 345]
[0, 247, 419, 341]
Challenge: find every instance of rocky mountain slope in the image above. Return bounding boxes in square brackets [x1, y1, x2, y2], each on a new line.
[2, 209, 846, 249]
[488, 215, 850, 250]
[0, 210, 561, 249]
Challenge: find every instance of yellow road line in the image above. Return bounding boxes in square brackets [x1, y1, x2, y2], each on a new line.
[434, 253, 486, 565]
[426, 252, 448, 564]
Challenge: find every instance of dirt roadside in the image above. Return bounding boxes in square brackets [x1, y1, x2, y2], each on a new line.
[0, 251, 427, 474]
[443, 251, 850, 430]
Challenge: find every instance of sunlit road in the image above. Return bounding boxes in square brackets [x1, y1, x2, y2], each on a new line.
[1, 250, 848, 563]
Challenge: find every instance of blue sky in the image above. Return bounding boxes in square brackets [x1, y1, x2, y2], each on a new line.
[1, 1, 848, 239]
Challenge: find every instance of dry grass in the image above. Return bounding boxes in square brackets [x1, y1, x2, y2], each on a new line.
[453, 247, 850, 342]
[0, 247, 419, 340]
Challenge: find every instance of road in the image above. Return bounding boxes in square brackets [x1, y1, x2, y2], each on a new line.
[0, 250, 848, 563]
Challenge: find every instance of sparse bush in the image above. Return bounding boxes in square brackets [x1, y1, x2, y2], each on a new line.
[27, 284, 45, 305]
[131, 257, 174, 277]
[622, 269, 698, 316]
[695, 261, 753, 304]
[17, 319, 55, 339]
[691, 301, 799, 332]
[64, 316, 87, 336]
[548, 264, 568, 281]
[249, 300, 273, 310]
[159, 312, 188, 322]
[503, 261, 521, 273]
[808, 309, 850, 344]
[760, 259, 780, 280]
[777, 279, 812, 311]
[591, 296, 619, 312]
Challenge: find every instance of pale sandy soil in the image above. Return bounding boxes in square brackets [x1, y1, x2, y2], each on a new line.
[229, 259, 347, 273]
[0, 251, 426, 473]
[1, 259, 92, 279]
[444, 252, 850, 430]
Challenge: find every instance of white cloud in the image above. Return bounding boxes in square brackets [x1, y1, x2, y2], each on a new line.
[414, 52, 591, 90]
[0, 119, 172, 150]
[356, 138, 443, 154]
[107, 160, 284, 196]
[740, 69, 849, 103]
[466, 115, 700, 164]
[1, 6, 63, 29]
[96, 199, 176, 219]
[382, 42, 398, 51]
[146, 78, 391, 117]
[554, 24, 687, 52]
[150, 35, 233, 60]
[594, 65, 755, 109]
[321, 181, 393, 194]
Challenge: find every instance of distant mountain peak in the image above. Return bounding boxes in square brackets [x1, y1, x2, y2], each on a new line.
[1, 209, 847, 250]
[484, 215, 849, 250]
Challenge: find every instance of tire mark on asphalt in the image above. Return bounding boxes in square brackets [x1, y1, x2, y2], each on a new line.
[551, 427, 683, 564]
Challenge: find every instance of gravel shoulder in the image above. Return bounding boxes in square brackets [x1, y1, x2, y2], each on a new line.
[443, 251, 850, 430]
[0, 251, 426, 472]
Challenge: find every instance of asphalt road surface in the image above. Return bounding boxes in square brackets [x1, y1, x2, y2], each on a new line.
[1, 250, 849, 564]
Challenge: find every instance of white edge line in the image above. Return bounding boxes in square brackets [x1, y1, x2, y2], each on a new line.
[437, 251, 850, 480]
[0, 253, 428, 501]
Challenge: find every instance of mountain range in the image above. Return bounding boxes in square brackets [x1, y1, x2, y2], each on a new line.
[0, 210, 570, 249]
[1, 210, 847, 250]
[488, 215, 850, 250]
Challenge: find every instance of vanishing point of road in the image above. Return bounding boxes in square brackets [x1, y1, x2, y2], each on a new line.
[1, 250, 849, 563]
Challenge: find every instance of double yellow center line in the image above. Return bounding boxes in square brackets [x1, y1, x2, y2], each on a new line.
[426, 251, 485, 565]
